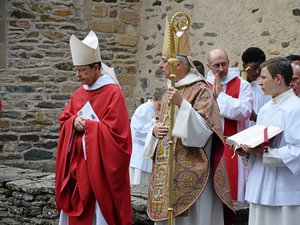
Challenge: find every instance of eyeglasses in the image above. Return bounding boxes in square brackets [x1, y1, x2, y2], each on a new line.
[211, 62, 228, 69]
[245, 64, 260, 71]
[73, 66, 89, 74]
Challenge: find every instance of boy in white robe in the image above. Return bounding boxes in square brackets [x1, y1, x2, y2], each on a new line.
[129, 88, 166, 185]
[239, 57, 300, 225]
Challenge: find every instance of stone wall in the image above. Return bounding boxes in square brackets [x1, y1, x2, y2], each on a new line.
[0, 0, 299, 170]
[0, 165, 249, 225]
[136, 1, 300, 99]
[0, 0, 140, 170]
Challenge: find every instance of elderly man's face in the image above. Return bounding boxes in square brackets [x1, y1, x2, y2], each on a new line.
[74, 64, 99, 86]
[290, 64, 300, 97]
[159, 56, 172, 79]
[207, 51, 230, 80]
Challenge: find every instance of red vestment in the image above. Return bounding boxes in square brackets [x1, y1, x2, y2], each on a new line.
[223, 77, 240, 200]
[55, 84, 132, 225]
[208, 77, 241, 200]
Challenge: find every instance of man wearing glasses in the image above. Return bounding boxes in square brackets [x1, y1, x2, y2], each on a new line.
[55, 31, 132, 225]
[206, 48, 253, 202]
[242, 47, 271, 126]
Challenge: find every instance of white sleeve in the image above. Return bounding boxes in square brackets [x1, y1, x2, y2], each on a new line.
[172, 99, 213, 147]
[217, 79, 253, 121]
[143, 125, 158, 159]
[263, 148, 285, 167]
[277, 107, 300, 176]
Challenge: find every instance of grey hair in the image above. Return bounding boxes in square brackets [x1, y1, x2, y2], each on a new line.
[176, 55, 191, 69]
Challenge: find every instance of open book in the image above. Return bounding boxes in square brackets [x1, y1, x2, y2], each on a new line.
[226, 125, 283, 157]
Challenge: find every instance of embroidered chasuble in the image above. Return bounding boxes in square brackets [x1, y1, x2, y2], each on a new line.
[147, 80, 235, 224]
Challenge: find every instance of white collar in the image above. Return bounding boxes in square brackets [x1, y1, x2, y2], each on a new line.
[83, 74, 117, 90]
[167, 72, 204, 88]
[272, 89, 295, 104]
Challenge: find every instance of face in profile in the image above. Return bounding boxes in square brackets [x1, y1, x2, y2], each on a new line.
[159, 56, 172, 79]
[258, 67, 278, 97]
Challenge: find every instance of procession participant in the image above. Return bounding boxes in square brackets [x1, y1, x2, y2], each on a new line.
[241, 47, 271, 126]
[206, 48, 253, 201]
[144, 17, 235, 225]
[241, 57, 300, 225]
[55, 30, 132, 225]
[129, 87, 166, 185]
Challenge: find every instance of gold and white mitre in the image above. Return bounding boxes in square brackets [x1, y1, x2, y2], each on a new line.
[162, 17, 190, 58]
[162, 16, 206, 79]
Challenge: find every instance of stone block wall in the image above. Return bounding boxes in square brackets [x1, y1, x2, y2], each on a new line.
[0, 0, 300, 170]
[0, 165, 249, 225]
[0, 0, 140, 170]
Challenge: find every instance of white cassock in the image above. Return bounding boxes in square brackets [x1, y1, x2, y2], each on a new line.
[144, 73, 224, 225]
[247, 80, 271, 127]
[129, 99, 156, 185]
[245, 89, 300, 225]
[207, 68, 253, 201]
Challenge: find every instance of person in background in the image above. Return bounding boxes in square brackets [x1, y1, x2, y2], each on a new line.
[241, 47, 271, 127]
[206, 48, 253, 201]
[290, 63, 300, 97]
[192, 60, 205, 75]
[240, 57, 300, 225]
[286, 54, 300, 65]
[129, 87, 166, 185]
[144, 19, 235, 225]
[286, 54, 300, 97]
[55, 31, 132, 225]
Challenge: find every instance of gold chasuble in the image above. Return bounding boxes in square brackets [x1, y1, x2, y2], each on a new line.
[147, 80, 234, 221]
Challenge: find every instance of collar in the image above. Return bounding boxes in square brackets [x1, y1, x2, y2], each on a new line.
[272, 89, 295, 104]
[83, 74, 117, 90]
[167, 72, 204, 88]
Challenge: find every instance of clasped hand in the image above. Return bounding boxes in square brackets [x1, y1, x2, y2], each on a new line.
[213, 73, 222, 97]
[74, 116, 88, 132]
[166, 87, 183, 107]
[153, 122, 168, 139]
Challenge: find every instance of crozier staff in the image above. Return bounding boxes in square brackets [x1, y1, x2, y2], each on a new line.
[144, 16, 235, 225]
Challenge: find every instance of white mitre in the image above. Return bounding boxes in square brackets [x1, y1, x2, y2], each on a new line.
[69, 30, 119, 84]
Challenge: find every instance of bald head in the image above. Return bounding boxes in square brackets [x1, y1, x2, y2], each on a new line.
[207, 49, 229, 64]
[206, 49, 230, 79]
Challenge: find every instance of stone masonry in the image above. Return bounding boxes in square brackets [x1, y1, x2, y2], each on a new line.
[0, 0, 300, 188]
[0, 165, 249, 225]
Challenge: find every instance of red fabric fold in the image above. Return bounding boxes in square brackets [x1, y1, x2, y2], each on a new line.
[223, 77, 241, 201]
[55, 84, 132, 225]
